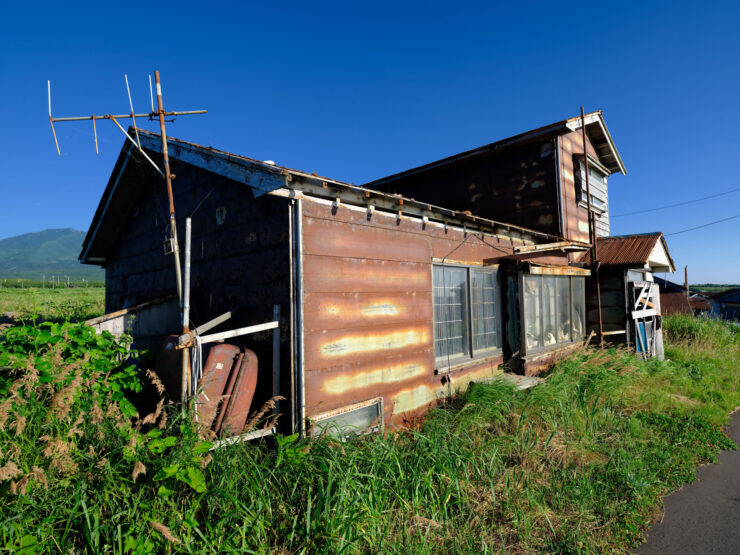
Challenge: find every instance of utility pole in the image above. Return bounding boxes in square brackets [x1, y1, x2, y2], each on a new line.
[581, 106, 604, 347]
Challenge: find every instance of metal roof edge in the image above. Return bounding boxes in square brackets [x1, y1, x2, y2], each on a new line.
[81, 130, 573, 264]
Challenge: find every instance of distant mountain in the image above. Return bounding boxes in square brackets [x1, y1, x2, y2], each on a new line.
[0, 229, 103, 281]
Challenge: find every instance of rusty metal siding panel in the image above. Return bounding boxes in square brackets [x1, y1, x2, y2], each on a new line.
[302, 217, 432, 263]
[559, 133, 591, 243]
[303, 291, 433, 333]
[305, 323, 433, 370]
[303, 255, 431, 293]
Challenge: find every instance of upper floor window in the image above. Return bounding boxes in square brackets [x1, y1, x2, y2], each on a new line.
[433, 265, 502, 366]
[576, 159, 608, 213]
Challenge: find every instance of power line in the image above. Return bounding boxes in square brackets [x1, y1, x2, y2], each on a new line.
[665, 213, 740, 236]
[612, 186, 740, 217]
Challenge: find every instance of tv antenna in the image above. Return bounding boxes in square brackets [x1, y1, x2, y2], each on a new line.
[47, 70, 206, 311]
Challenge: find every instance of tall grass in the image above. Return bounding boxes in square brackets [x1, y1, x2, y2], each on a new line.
[0, 315, 738, 553]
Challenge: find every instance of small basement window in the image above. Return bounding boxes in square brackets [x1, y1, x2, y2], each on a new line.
[433, 265, 502, 367]
[523, 275, 585, 354]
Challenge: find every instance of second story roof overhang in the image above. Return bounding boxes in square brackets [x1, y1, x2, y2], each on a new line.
[365, 110, 626, 191]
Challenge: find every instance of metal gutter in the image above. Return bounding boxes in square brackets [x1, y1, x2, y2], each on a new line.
[292, 198, 306, 436]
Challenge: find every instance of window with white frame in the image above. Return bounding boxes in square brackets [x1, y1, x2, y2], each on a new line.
[523, 275, 585, 354]
[433, 265, 502, 365]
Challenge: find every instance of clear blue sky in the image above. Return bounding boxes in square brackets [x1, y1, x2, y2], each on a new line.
[1, 1, 738, 283]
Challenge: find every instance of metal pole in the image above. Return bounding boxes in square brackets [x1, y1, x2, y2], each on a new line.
[581, 107, 604, 346]
[295, 199, 306, 436]
[51, 110, 206, 122]
[685, 265, 689, 300]
[181, 218, 192, 404]
[154, 70, 184, 310]
[272, 304, 281, 423]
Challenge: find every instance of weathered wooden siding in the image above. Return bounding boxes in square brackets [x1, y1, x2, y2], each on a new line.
[104, 159, 293, 417]
[299, 197, 566, 426]
[369, 139, 561, 237]
[559, 130, 610, 242]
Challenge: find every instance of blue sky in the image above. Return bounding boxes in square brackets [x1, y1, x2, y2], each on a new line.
[1, 1, 738, 282]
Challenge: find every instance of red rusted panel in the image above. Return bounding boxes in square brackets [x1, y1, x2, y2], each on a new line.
[576, 233, 663, 267]
[220, 349, 259, 436]
[302, 255, 431, 293]
[303, 216, 431, 263]
[198, 344, 243, 429]
[559, 132, 599, 243]
[303, 291, 434, 333]
[304, 322, 433, 370]
[304, 349, 433, 415]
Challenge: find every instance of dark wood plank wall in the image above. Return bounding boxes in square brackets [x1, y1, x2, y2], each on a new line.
[300, 198, 569, 427]
[370, 139, 561, 237]
[104, 160, 292, 417]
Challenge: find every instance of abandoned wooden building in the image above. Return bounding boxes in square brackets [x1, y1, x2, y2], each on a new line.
[80, 126, 596, 436]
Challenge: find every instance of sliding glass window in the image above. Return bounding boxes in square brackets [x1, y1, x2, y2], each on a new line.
[433, 265, 502, 365]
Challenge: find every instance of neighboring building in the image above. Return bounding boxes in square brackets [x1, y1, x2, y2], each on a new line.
[653, 276, 692, 316]
[706, 288, 740, 321]
[579, 233, 675, 359]
[81, 129, 592, 435]
[689, 293, 711, 317]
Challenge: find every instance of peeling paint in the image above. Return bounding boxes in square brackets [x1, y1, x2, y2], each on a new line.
[392, 385, 436, 414]
[320, 328, 430, 357]
[323, 362, 428, 394]
[360, 302, 399, 317]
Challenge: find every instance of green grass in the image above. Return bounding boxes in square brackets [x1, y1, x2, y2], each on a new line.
[0, 314, 738, 553]
[0, 287, 105, 323]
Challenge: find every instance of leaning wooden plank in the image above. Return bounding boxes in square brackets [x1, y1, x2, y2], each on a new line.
[199, 321, 279, 344]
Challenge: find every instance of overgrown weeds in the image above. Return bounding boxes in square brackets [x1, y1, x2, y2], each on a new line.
[0, 315, 738, 553]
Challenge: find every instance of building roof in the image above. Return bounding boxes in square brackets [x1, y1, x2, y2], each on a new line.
[660, 292, 692, 315]
[80, 130, 569, 265]
[365, 110, 626, 190]
[712, 288, 740, 303]
[654, 275, 687, 293]
[577, 232, 676, 272]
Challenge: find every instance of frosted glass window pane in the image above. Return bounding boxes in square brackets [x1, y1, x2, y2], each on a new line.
[556, 276, 571, 343]
[571, 278, 585, 339]
[523, 275, 542, 351]
[433, 266, 469, 359]
[542, 276, 558, 347]
[471, 269, 500, 352]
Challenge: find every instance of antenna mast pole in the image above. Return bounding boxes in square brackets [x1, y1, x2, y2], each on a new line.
[154, 70, 183, 308]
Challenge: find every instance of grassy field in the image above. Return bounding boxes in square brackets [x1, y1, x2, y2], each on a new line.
[0, 312, 738, 552]
[0, 287, 104, 323]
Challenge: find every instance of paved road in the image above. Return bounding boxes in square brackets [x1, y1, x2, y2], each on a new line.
[636, 411, 740, 554]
